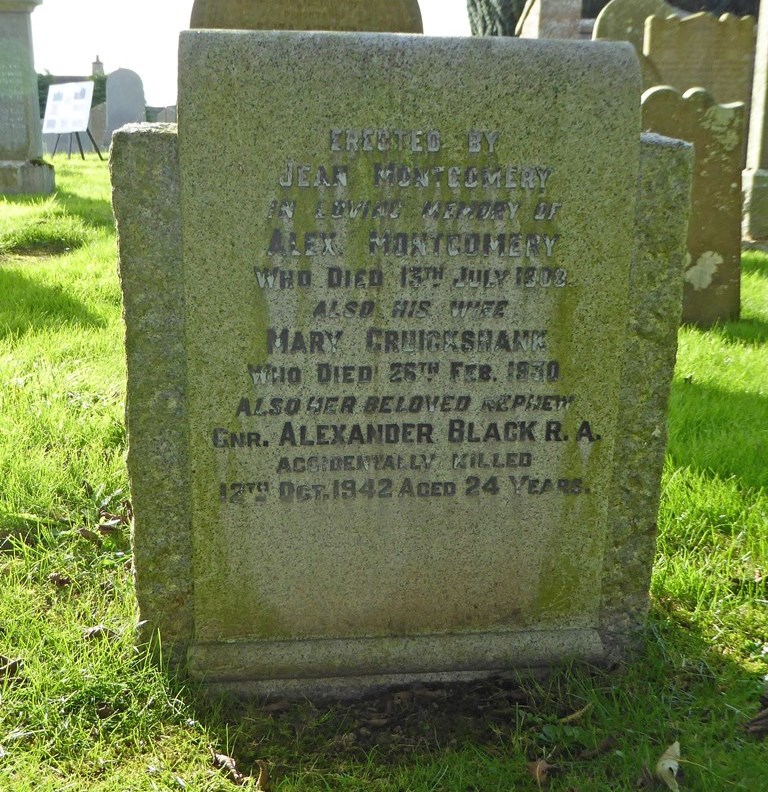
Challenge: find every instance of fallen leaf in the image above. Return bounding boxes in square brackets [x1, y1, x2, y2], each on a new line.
[636, 765, 655, 788]
[96, 702, 115, 719]
[527, 759, 559, 785]
[0, 657, 22, 679]
[98, 520, 122, 536]
[655, 741, 681, 791]
[362, 716, 391, 727]
[209, 746, 246, 786]
[744, 706, 768, 737]
[578, 735, 617, 760]
[559, 702, 593, 724]
[83, 625, 118, 642]
[392, 690, 414, 707]
[78, 528, 102, 544]
[262, 699, 291, 714]
[255, 759, 270, 791]
[48, 572, 72, 587]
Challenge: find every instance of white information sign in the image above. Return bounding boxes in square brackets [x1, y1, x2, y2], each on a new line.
[43, 81, 94, 135]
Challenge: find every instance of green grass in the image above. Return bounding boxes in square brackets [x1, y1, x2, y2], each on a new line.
[1, 157, 766, 790]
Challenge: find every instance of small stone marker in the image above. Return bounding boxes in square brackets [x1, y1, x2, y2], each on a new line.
[189, 0, 423, 33]
[0, 0, 54, 194]
[112, 31, 692, 695]
[643, 86, 744, 326]
[743, 0, 768, 240]
[644, 13, 756, 115]
[516, 0, 581, 40]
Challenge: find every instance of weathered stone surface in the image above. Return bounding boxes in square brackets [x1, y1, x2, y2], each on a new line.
[190, 0, 423, 33]
[644, 13, 756, 112]
[110, 123, 192, 660]
[516, 0, 581, 39]
[593, 0, 677, 52]
[591, 0, 674, 88]
[743, 0, 768, 240]
[112, 31, 686, 696]
[0, 0, 54, 194]
[600, 133, 692, 652]
[642, 87, 744, 326]
[105, 69, 146, 148]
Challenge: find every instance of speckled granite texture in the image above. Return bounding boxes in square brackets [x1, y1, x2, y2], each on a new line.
[110, 124, 191, 661]
[643, 87, 744, 326]
[190, 0, 423, 32]
[599, 133, 693, 658]
[111, 32, 691, 696]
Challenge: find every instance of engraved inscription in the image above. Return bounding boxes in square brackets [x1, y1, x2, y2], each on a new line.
[211, 127, 604, 506]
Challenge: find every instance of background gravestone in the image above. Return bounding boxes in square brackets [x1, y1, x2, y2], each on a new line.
[643, 86, 744, 326]
[190, 0, 423, 32]
[743, 0, 768, 239]
[592, 0, 675, 87]
[0, 0, 54, 194]
[644, 12, 756, 143]
[593, 0, 679, 51]
[104, 68, 145, 149]
[112, 31, 692, 696]
[516, 0, 582, 38]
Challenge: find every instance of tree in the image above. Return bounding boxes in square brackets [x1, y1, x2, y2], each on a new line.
[466, 0, 528, 36]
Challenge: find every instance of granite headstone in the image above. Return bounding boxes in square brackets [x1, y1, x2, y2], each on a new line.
[743, 0, 768, 240]
[104, 68, 145, 148]
[190, 0, 423, 32]
[643, 86, 744, 326]
[0, 0, 54, 194]
[644, 12, 756, 128]
[112, 31, 691, 696]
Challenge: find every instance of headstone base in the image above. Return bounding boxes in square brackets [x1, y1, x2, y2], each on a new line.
[0, 160, 55, 195]
[742, 168, 768, 240]
[189, 629, 604, 699]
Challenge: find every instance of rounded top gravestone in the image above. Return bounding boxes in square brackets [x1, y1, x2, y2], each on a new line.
[189, 0, 423, 33]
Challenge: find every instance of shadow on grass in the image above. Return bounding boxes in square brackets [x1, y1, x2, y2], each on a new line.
[54, 187, 115, 231]
[742, 253, 768, 281]
[173, 611, 766, 788]
[0, 267, 105, 339]
[707, 317, 768, 347]
[667, 379, 768, 492]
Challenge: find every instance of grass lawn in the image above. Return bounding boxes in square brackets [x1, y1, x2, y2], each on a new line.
[0, 156, 766, 790]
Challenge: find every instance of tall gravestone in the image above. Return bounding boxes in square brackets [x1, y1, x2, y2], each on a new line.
[644, 13, 756, 126]
[516, 0, 581, 39]
[190, 0, 423, 32]
[591, 0, 674, 88]
[743, 0, 768, 240]
[643, 87, 744, 326]
[0, 0, 54, 194]
[104, 68, 145, 149]
[593, 0, 676, 52]
[112, 31, 692, 696]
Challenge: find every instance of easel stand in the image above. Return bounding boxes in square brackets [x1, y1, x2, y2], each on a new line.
[51, 128, 104, 161]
